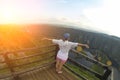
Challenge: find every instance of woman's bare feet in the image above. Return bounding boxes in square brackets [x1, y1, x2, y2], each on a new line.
[57, 71, 63, 74]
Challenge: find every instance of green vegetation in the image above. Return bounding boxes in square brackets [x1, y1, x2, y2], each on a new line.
[91, 64, 104, 75]
[91, 50, 111, 66]
[66, 63, 100, 80]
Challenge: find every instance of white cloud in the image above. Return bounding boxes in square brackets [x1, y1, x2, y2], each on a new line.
[83, 0, 120, 37]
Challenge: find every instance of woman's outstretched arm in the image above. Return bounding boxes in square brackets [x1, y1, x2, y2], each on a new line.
[42, 38, 53, 41]
[78, 43, 89, 48]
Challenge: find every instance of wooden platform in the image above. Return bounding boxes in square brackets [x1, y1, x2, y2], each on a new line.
[17, 65, 80, 80]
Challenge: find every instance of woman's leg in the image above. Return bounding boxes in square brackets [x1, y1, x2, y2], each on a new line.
[56, 58, 60, 71]
[57, 60, 66, 73]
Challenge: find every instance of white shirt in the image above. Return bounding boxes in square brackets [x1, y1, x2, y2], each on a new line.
[52, 39, 78, 60]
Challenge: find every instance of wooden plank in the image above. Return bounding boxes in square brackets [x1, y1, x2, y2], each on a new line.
[48, 66, 64, 80]
[18, 65, 80, 80]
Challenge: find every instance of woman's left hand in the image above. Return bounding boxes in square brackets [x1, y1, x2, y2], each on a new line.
[85, 44, 89, 48]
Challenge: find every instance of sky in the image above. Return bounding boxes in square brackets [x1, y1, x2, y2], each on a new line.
[0, 0, 120, 37]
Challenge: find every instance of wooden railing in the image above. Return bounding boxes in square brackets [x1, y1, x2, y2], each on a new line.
[0, 44, 112, 80]
[0, 44, 57, 80]
[64, 49, 112, 80]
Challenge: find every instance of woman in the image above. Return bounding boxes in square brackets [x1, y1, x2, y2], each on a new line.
[43, 33, 89, 73]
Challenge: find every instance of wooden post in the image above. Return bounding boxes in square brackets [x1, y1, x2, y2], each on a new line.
[102, 66, 112, 80]
[3, 53, 20, 80]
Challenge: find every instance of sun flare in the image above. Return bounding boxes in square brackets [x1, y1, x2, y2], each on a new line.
[0, 7, 17, 24]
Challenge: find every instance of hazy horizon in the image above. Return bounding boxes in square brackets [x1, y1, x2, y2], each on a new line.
[0, 0, 120, 37]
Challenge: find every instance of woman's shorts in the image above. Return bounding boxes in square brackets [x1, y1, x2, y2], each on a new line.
[56, 57, 67, 64]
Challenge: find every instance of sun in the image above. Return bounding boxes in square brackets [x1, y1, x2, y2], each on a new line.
[0, 8, 17, 24]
